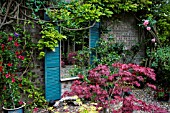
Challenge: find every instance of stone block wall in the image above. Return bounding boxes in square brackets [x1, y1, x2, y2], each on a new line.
[101, 13, 145, 64]
[26, 25, 45, 89]
[61, 80, 73, 95]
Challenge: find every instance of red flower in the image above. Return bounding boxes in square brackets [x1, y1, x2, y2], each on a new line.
[19, 101, 23, 105]
[3, 86, 6, 90]
[0, 66, 3, 72]
[1, 44, 5, 51]
[33, 107, 39, 112]
[1, 44, 5, 48]
[19, 84, 22, 87]
[15, 51, 20, 56]
[14, 41, 19, 47]
[18, 55, 24, 60]
[8, 36, 13, 41]
[5, 73, 10, 78]
[12, 78, 15, 83]
[7, 63, 12, 67]
[20, 56, 24, 60]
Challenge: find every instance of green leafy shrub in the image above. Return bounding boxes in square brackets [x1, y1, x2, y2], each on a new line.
[69, 38, 123, 77]
[150, 46, 170, 87]
[37, 23, 66, 58]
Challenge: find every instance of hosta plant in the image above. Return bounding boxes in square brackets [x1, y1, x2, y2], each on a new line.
[63, 63, 168, 113]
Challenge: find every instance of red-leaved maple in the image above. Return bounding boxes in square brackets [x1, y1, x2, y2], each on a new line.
[63, 63, 168, 113]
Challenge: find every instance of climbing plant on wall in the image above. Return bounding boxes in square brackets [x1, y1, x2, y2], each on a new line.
[0, 0, 170, 110]
[46, 0, 153, 29]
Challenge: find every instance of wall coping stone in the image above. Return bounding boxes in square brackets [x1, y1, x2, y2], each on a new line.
[60, 77, 79, 82]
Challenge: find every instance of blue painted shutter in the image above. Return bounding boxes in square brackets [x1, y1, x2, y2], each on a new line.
[89, 22, 100, 64]
[44, 13, 61, 101]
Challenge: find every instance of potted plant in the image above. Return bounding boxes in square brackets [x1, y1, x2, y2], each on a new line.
[0, 31, 26, 112]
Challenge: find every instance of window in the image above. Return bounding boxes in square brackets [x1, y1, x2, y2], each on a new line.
[60, 30, 89, 79]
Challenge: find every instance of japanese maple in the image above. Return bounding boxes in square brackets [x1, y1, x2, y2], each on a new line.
[63, 63, 168, 113]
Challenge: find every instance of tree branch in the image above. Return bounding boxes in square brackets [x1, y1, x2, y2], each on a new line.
[20, 9, 50, 22]
[2, 20, 14, 26]
[9, 3, 18, 15]
[0, 2, 7, 14]
[0, 0, 13, 29]
[0, 13, 27, 21]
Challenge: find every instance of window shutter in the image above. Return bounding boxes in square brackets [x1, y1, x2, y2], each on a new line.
[44, 13, 61, 101]
[89, 22, 100, 64]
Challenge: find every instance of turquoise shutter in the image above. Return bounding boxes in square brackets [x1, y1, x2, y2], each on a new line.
[89, 22, 100, 64]
[44, 13, 61, 101]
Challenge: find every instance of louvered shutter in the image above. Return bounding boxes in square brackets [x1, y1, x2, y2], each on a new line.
[89, 22, 100, 64]
[44, 13, 61, 101]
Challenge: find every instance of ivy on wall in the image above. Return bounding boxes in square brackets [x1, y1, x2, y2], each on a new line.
[46, 0, 153, 29]
[38, 23, 66, 58]
[0, 0, 170, 110]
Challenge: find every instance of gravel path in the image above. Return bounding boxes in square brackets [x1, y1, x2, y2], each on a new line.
[132, 88, 170, 113]
[37, 88, 170, 113]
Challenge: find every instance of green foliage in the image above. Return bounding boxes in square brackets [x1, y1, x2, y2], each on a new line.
[146, 46, 170, 89]
[14, 25, 47, 110]
[91, 38, 123, 66]
[37, 23, 66, 58]
[85, 0, 152, 13]
[46, 0, 112, 28]
[0, 24, 47, 110]
[21, 74, 47, 111]
[153, 2, 170, 45]
[151, 46, 170, 70]
[46, 0, 153, 29]
[69, 38, 123, 77]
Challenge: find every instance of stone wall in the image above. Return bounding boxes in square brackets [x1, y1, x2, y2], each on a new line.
[101, 13, 144, 64]
[61, 65, 74, 79]
[28, 25, 45, 89]
[61, 80, 73, 95]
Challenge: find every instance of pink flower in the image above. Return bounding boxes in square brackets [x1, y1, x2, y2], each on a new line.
[12, 78, 15, 83]
[143, 20, 149, 26]
[33, 107, 39, 112]
[147, 83, 156, 90]
[151, 38, 156, 43]
[108, 75, 114, 81]
[133, 81, 140, 87]
[146, 27, 151, 31]
[136, 76, 144, 81]
[5, 73, 10, 78]
[78, 74, 84, 79]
